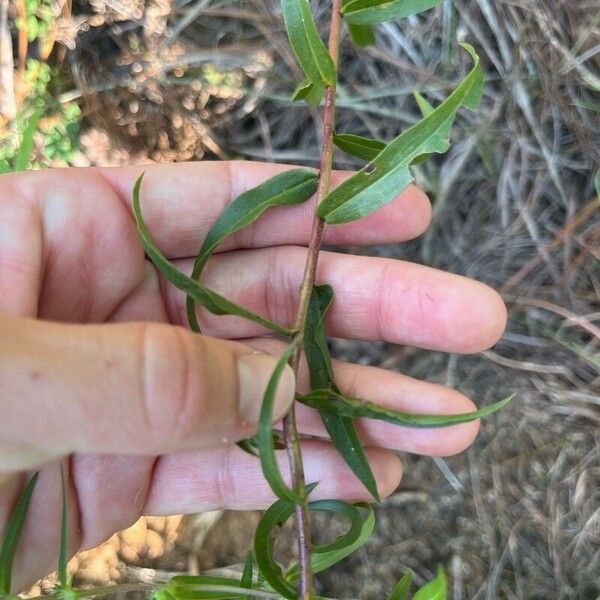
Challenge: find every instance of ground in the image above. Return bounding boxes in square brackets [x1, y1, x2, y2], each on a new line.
[12, 0, 600, 598]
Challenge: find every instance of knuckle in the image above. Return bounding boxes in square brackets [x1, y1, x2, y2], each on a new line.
[213, 446, 239, 508]
[138, 323, 210, 448]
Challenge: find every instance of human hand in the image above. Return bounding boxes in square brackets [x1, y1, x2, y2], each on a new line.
[0, 162, 506, 591]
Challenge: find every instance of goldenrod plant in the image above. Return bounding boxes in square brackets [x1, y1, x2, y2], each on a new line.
[1, 1, 513, 598]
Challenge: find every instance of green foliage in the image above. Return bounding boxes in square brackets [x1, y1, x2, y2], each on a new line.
[412, 566, 447, 600]
[298, 389, 514, 428]
[254, 498, 298, 599]
[303, 285, 379, 500]
[333, 133, 386, 161]
[132, 175, 293, 336]
[386, 572, 411, 600]
[186, 169, 318, 332]
[281, 0, 336, 87]
[342, 0, 441, 26]
[21, 0, 53, 43]
[317, 44, 483, 223]
[286, 502, 375, 581]
[58, 466, 70, 592]
[0, 473, 38, 595]
[346, 23, 376, 47]
[292, 79, 324, 107]
[0, 61, 80, 173]
[240, 554, 254, 599]
[258, 337, 305, 505]
[3, 1, 513, 599]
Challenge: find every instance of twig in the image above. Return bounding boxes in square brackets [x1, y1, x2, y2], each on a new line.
[282, 0, 342, 597]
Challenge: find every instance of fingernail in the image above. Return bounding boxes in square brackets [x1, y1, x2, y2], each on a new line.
[237, 353, 295, 423]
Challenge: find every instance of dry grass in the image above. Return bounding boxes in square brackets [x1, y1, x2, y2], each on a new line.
[23, 0, 600, 598]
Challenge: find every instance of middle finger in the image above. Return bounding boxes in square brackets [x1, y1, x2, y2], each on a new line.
[166, 247, 507, 353]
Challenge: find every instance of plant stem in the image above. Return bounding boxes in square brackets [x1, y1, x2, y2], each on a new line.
[282, 1, 342, 598]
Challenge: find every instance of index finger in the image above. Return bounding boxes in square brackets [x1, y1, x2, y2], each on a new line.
[100, 161, 431, 259]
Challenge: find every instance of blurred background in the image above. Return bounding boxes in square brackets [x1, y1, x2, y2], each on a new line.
[1, 0, 599, 598]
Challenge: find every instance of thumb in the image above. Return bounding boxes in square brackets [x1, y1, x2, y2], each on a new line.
[0, 315, 295, 472]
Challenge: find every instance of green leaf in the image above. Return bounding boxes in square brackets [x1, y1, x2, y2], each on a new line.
[15, 109, 41, 171]
[254, 498, 297, 599]
[413, 90, 434, 117]
[303, 285, 336, 389]
[303, 285, 379, 500]
[333, 133, 386, 162]
[292, 79, 324, 107]
[387, 572, 412, 600]
[286, 501, 375, 581]
[240, 554, 253, 600]
[347, 23, 376, 47]
[169, 574, 254, 599]
[187, 169, 317, 331]
[317, 44, 483, 224]
[297, 389, 515, 428]
[58, 464, 69, 590]
[236, 438, 261, 457]
[412, 566, 447, 600]
[0, 472, 39, 595]
[342, 0, 441, 25]
[281, 0, 336, 87]
[322, 412, 380, 499]
[410, 91, 436, 164]
[132, 174, 293, 336]
[258, 337, 303, 505]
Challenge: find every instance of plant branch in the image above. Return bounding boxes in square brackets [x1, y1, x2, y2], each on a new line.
[282, 0, 343, 598]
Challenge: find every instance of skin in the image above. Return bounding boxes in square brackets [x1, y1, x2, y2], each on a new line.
[0, 161, 507, 591]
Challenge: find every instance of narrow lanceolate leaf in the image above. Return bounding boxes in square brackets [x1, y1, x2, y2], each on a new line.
[318, 44, 483, 224]
[0, 473, 39, 595]
[240, 553, 253, 600]
[347, 23, 376, 47]
[281, 0, 336, 87]
[132, 174, 293, 336]
[168, 574, 257, 599]
[286, 502, 375, 582]
[342, 0, 376, 48]
[333, 133, 386, 162]
[342, 0, 441, 26]
[58, 464, 69, 590]
[297, 390, 515, 428]
[387, 572, 412, 600]
[411, 91, 436, 164]
[413, 90, 434, 116]
[333, 93, 434, 162]
[292, 79, 324, 107]
[304, 285, 336, 389]
[254, 499, 297, 599]
[258, 337, 303, 505]
[412, 565, 447, 600]
[187, 169, 318, 331]
[303, 285, 379, 500]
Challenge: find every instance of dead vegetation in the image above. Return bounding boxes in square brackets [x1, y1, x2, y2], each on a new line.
[16, 0, 600, 598]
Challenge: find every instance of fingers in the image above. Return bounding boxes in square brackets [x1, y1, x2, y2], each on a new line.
[294, 361, 480, 457]
[167, 248, 507, 353]
[9, 445, 401, 590]
[248, 337, 480, 457]
[0, 193, 43, 317]
[100, 161, 432, 255]
[0, 316, 295, 472]
[143, 440, 402, 514]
